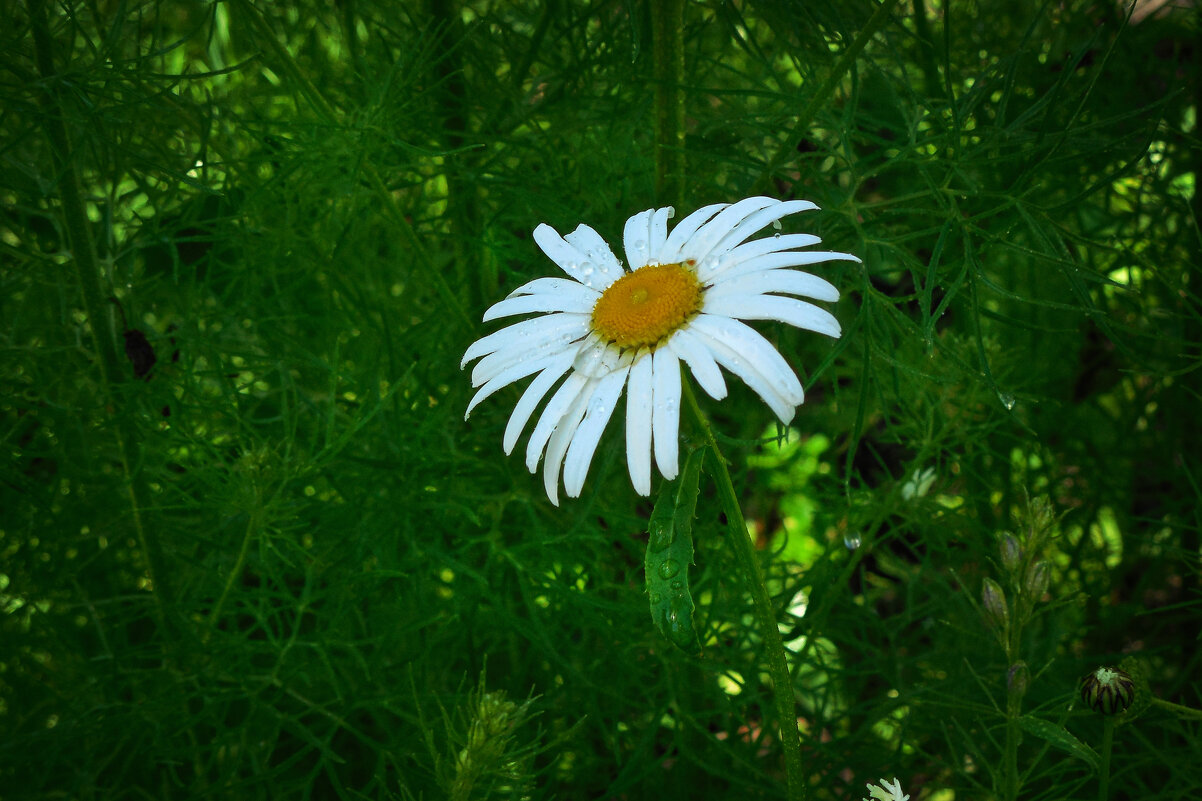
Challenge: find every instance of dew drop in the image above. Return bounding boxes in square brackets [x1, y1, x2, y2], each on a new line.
[843, 533, 862, 550]
[658, 559, 681, 579]
[773, 232, 782, 239]
[634, 239, 647, 251]
[573, 346, 606, 376]
[670, 580, 683, 590]
[649, 520, 673, 552]
[649, 592, 663, 605]
[772, 219, 783, 230]
[998, 392, 1016, 411]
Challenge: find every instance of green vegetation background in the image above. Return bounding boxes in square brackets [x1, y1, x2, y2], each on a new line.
[2, 0, 1199, 799]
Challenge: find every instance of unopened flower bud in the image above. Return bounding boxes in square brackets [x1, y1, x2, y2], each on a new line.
[1023, 560, 1051, 601]
[1081, 666, 1135, 715]
[981, 578, 1009, 631]
[999, 534, 1022, 573]
[1027, 495, 1055, 539]
[1007, 661, 1030, 699]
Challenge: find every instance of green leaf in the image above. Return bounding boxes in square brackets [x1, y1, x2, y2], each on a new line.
[644, 447, 704, 655]
[1017, 716, 1099, 772]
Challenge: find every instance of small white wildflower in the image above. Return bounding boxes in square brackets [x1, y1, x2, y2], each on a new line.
[863, 777, 909, 801]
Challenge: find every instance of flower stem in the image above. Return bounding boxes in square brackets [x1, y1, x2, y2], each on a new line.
[681, 381, 806, 801]
[1098, 717, 1115, 801]
[651, 0, 686, 208]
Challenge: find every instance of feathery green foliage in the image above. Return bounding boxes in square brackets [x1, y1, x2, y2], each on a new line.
[2, 1, 1200, 799]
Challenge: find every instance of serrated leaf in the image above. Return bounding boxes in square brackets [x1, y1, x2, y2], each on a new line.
[1017, 716, 1099, 772]
[645, 448, 704, 655]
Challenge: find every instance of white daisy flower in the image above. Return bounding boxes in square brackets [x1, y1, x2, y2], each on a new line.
[863, 778, 910, 801]
[461, 196, 859, 505]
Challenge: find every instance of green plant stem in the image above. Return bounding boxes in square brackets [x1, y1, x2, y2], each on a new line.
[1098, 717, 1114, 801]
[204, 510, 259, 641]
[1151, 697, 1202, 720]
[758, 0, 901, 190]
[1003, 691, 1021, 801]
[27, 0, 173, 621]
[681, 381, 806, 801]
[651, 0, 686, 208]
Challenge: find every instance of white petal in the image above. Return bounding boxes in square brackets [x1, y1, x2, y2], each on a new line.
[705, 268, 839, 303]
[652, 348, 681, 481]
[658, 203, 727, 263]
[693, 200, 819, 263]
[689, 313, 805, 408]
[468, 315, 588, 380]
[505, 276, 593, 298]
[649, 207, 672, 260]
[461, 313, 588, 368]
[725, 233, 824, 264]
[533, 224, 612, 290]
[692, 328, 798, 423]
[502, 351, 575, 453]
[465, 352, 568, 420]
[625, 350, 654, 496]
[678, 197, 778, 263]
[525, 372, 590, 472]
[703, 293, 842, 339]
[623, 208, 654, 268]
[667, 327, 727, 400]
[542, 387, 592, 506]
[483, 284, 597, 321]
[564, 223, 624, 290]
[704, 249, 860, 283]
[563, 366, 630, 497]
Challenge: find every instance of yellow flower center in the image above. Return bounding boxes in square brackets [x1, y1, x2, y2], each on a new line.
[590, 261, 702, 349]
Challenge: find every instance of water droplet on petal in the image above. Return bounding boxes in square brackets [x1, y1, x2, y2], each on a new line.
[573, 345, 607, 376]
[772, 219, 783, 230]
[773, 232, 782, 239]
[634, 239, 647, 251]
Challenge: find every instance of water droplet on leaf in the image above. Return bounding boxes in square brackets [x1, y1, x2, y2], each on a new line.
[843, 533, 862, 550]
[658, 559, 681, 579]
